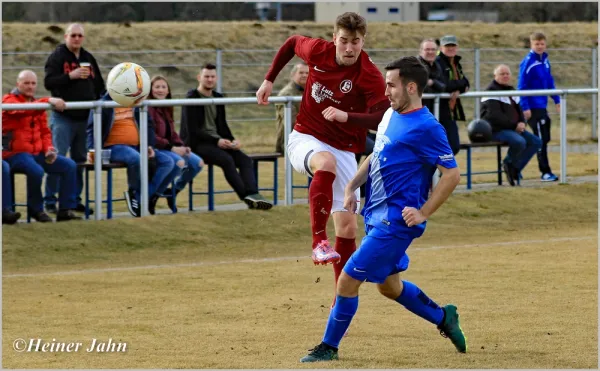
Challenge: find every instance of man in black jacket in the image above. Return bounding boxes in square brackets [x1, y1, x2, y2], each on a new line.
[180, 63, 272, 210]
[435, 35, 470, 155]
[480, 65, 541, 186]
[43, 23, 105, 215]
[418, 38, 445, 114]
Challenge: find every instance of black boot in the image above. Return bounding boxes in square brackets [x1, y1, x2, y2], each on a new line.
[32, 211, 53, 223]
[57, 209, 83, 222]
[164, 188, 181, 212]
[2, 209, 21, 225]
[149, 194, 159, 215]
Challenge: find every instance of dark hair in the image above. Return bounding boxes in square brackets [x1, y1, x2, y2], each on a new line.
[384, 56, 429, 96]
[334, 12, 367, 36]
[149, 75, 173, 120]
[420, 38, 437, 49]
[203, 63, 217, 70]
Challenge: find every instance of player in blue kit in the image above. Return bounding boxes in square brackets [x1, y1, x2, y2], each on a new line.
[300, 56, 466, 363]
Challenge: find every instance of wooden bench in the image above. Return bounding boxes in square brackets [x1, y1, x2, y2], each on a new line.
[459, 141, 510, 189]
[187, 152, 283, 211]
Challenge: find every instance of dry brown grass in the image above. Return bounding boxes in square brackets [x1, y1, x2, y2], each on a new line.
[2, 184, 597, 368]
[2, 21, 598, 141]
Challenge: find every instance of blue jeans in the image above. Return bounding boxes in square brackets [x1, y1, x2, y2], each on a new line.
[492, 130, 542, 171]
[157, 150, 203, 192]
[107, 145, 176, 198]
[44, 111, 87, 207]
[3, 160, 13, 211]
[5, 152, 77, 212]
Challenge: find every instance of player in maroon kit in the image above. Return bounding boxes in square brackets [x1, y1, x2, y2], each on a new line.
[256, 12, 389, 297]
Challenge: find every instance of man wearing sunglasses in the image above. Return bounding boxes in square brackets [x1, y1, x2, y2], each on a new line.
[43, 23, 105, 216]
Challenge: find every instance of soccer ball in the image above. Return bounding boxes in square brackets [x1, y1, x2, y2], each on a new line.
[106, 62, 151, 107]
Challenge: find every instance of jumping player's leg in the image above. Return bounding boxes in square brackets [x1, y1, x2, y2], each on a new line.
[286, 131, 340, 264]
[330, 212, 357, 306]
[308, 151, 337, 247]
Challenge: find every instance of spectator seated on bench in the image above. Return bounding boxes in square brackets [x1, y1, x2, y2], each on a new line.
[180, 63, 272, 210]
[2, 70, 81, 222]
[148, 75, 204, 212]
[87, 91, 177, 217]
[480, 64, 541, 186]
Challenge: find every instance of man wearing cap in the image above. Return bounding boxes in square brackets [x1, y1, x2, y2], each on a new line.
[435, 35, 470, 155]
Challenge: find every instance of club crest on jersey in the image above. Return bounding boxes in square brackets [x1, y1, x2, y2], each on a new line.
[340, 80, 353, 93]
[311, 81, 340, 104]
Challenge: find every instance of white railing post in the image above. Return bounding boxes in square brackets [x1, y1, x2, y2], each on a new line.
[216, 49, 223, 93]
[139, 104, 149, 216]
[592, 47, 597, 139]
[93, 105, 103, 221]
[474, 47, 481, 119]
[559, 93, 568, 184]
[434, 96, 440, 121]
[284, 99, 293, 206]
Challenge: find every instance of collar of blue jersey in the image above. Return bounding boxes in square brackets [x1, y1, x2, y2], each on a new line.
[529, 49, 548, 61]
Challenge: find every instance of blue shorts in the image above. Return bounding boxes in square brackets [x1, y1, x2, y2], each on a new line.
[343, 225, 411, 284]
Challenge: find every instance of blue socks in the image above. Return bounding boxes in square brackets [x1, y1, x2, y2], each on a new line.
[395, 280, 444, 326]
[322, 295, 358, 349]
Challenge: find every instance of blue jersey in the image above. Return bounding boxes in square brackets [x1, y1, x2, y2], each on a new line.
[361, 106, 458, 238]
[517, 50, 560, 111]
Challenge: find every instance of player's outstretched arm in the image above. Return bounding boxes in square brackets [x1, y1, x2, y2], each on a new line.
[257, 35, 310, 105]
[256, 80, 274, 105]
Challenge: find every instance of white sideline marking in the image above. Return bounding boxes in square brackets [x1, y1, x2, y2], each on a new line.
[3, 236, 595, 279]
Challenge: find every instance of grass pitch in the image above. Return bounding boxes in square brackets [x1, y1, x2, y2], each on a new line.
[2, 183, 597, 368]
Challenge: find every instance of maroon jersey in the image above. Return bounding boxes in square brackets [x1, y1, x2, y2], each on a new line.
[265, 36, 387, 153]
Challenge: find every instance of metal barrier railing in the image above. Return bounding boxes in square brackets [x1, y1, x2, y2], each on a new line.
[2, 88, 597, 220]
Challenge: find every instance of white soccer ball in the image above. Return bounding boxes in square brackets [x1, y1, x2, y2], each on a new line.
[106, 62, 151, 107]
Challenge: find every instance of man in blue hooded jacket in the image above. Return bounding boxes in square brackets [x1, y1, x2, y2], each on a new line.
[517, 32, 560, 182]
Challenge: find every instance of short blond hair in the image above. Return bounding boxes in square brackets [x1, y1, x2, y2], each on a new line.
[530, 32, 546, 41]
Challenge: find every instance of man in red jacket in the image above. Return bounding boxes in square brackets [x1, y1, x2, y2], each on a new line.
[2, 70, 81, 222]
[256, 12, 388, 300]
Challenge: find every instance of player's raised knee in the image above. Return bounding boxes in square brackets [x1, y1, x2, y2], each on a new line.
[310, 151, 337, 174]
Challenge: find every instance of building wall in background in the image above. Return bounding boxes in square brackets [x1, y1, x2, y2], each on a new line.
[315, 2, 419, 22]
